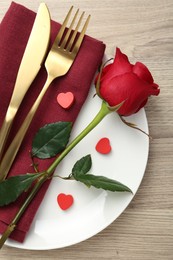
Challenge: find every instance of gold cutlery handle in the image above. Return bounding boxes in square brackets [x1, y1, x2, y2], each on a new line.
[0, 75, 53, 181]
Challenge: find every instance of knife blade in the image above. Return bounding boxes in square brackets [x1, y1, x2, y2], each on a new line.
[0, 3, 51, 161]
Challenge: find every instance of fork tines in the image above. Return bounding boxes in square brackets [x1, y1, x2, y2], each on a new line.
[56, 6, 90, 55]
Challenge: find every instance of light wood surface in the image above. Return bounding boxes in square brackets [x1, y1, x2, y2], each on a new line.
[0, 0, 173, 259]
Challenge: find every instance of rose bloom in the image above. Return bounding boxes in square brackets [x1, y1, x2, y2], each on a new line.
[96, 48, 160, 116]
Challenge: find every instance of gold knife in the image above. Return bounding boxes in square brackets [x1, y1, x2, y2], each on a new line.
[0, 3, 51, 161]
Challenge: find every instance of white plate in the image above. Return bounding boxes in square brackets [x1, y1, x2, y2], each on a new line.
[5, 82, 149, 250]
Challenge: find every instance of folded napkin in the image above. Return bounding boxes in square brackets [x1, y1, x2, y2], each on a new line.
[0, 2, 105, 242]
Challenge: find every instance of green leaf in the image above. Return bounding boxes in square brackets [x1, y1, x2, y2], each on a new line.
[72, 154, 92, 175]
[32, 122, 72, 159]
[73, 173, 132, 192]
[72, 155, 132, 193]
[0, 173, 41, 206]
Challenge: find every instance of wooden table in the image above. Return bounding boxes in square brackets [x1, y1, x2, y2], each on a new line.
[0, 0, 172, 259]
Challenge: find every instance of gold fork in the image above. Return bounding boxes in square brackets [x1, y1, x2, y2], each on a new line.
[0, 6, 90, 181]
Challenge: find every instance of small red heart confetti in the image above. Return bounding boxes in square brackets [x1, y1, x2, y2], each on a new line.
[57, 92, 74, 109]
[57, 193, 74, 210]
[95, 137, 112, 154]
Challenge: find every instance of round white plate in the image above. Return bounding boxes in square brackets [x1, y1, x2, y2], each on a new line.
[6, 82, 149, 250]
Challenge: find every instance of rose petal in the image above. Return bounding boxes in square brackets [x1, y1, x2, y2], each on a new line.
[149, 83, 160, 96]
[100, 63, 112, 81]
[101, 48, 133, 82]
[95, 63, 112, 85]
[113, 47, 133, 75]
[135, 99, 148, 113]
[133, 62, 154, 84]
[100, 73, 159, 116]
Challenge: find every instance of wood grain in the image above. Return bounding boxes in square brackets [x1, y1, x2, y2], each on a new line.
[0, 0, 173, 259]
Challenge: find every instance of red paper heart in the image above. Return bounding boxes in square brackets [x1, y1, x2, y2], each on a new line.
[95, 137, 112, 154]
[57, 92, 74, 109]
[57, 193, 74, 210]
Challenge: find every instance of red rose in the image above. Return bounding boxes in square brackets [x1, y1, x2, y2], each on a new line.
[96, 48, 160, 116]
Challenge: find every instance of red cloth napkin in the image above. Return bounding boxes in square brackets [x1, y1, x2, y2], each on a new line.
[0, 2, 105, 242]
